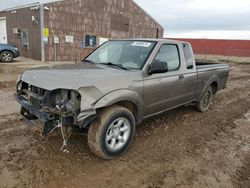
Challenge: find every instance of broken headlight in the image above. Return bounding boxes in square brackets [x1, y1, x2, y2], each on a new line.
[16, 74, 23, 92]
[17, 81, 22, 92]
[44, 89, 81, 113]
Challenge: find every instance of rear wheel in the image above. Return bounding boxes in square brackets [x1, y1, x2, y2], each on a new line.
[88, 105, 135, 159]
[196, 86, 213, 112]
[0, 51, 14, 62]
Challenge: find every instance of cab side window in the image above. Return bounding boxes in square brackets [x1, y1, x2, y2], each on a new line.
[153, 44, 180, 71]
[183, 43, 194, 69]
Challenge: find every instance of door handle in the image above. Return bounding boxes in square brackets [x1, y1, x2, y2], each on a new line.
[179, 74, 184, 80]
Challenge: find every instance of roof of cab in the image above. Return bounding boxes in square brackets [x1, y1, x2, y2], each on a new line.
[111, 38, 189, 44]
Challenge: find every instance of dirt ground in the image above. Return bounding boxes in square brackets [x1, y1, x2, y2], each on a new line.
[0, 60, 249, 188]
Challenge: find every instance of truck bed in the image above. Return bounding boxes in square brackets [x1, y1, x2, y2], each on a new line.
[196, 61, 228, 72]
[195, 61, 229, 94]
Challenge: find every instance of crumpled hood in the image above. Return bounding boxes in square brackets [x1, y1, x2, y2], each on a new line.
[20, 63, 141, 91]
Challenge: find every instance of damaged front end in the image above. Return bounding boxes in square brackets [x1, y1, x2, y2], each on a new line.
[16, 81, 97, 139]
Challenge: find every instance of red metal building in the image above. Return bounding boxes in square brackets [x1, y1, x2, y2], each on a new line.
[168, 38, 250, 57]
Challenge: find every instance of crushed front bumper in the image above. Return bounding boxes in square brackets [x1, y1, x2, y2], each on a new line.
[16, 95, 55, 122]
[16, 95, 97, 132]
[16, 95, 60, 135]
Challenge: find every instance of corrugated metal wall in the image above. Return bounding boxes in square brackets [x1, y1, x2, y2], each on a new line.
[1, 0, 163, 61]
[170, 38, 250, 57]
[0, 9, 41, 60]
[44, 0, 164, 61]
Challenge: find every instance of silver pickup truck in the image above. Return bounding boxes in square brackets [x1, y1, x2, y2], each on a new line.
[16, 39, 229, 159]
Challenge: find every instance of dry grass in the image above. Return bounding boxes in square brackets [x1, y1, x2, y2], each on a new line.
[195, 54, 250, 64]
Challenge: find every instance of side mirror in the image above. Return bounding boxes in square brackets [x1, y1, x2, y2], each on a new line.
[148, 60, 168, 75]
[187, 65, 193, 69]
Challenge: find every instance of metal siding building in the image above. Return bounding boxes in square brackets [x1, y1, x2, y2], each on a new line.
[0, 7, 41, 60]
[0, 0, 164, 61]
[169, 38, 250, 57]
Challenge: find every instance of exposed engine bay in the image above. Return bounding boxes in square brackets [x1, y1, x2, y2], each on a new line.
[16, 81, 86, 152]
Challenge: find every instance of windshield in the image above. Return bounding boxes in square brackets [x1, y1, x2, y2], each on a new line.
[85, 40, 156, 70]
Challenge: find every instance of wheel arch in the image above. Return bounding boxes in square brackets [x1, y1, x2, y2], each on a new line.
[93, 90, 143, 124]
[0, 49, 14, 56]
[210, 81, 218, 94]
[199, 75, 220, 99]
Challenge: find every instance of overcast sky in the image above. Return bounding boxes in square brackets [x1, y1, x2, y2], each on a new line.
[134, 0, 250, 39]
[1, 0, 250, 39]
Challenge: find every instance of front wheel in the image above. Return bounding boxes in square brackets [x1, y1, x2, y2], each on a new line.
[0, 51, 14, 62]
[88, 105, 135, 159]
[195, 86, 213, 112]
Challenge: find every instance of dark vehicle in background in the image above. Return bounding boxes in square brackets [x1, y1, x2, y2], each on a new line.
[0, 43, 20, 62]
[16, 39, 229, 159]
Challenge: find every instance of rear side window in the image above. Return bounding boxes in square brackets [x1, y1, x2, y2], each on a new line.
[183, 43, 194, 69]
[154, 44, 180, 71]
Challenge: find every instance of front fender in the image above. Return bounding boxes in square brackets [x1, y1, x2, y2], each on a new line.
[93, 89, 144, 121]
[77, 86, 104, 111]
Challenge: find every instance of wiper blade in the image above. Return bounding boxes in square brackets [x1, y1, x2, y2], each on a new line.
[82, 59, 96, 64]
[99, 62, 128, 70]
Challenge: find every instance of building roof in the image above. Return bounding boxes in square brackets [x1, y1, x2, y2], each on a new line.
[1, 0, 163, 28]
[0, 0, 63, 12]
[132, 1, 163, 29]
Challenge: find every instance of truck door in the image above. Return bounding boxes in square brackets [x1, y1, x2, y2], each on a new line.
[144, 43, 186, 116]
[180, 43, 197, 102]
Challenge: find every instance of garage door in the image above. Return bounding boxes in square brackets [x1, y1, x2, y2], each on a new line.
[0, 18, 7, 44]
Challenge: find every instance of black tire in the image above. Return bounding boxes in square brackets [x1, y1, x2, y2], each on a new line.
[195, 86, 213, 112]
[0, 51, 14, 62]
[88, 105, 135, 160]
